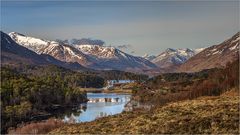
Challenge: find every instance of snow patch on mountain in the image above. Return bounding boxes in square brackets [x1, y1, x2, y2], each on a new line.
[9, 32, 50, 53]
[177, 32, 239, 73]
[8, 32, 157, 72]
[194, 48, 206, 53]
[152, 48, 194, 64]
[229, 43, 239, 51]
[74, 45, 117, 59]
[151, 48, 205, 69]
[143, 54, 156, 61]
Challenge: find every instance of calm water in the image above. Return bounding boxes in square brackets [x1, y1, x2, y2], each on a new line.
[62, 93, 131, 123]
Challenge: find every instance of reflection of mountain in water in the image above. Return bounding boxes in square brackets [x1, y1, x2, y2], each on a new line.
[63, 93, 131, 123]
[88, 97, 131, 103]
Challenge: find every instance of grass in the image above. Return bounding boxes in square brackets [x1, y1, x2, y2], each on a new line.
[50, 90, 239, 134]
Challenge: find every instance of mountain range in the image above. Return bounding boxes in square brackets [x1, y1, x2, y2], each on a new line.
[145, 48, 205, 72]
[1, 31, 88, 71]
[8, 32, 157, 73]
[1, 31, 239, 74]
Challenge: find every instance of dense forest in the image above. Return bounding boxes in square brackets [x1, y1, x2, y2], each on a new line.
[8, 64, 148, 82]
[0, 66, 98, 133]
[97, 70, 148, 81]
[12, 65, 105, 88]
[133, 59, 239, 105]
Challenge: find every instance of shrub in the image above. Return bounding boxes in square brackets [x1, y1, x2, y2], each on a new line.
[8, 118, 65, 134]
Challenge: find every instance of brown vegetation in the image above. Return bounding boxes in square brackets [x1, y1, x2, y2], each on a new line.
[188, 59, 239, 98]
[134, 59, 239, 106]
[8, 118, 65, 134]
[50, 93, 239, 134]
[52, 59, 238, 134]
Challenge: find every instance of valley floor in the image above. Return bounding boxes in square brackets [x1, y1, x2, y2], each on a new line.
[50, 90, 239, 134]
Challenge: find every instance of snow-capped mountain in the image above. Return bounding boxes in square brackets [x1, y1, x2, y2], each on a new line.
[2, 31, 88, 70]
[75, 45, 119, 59]
[9, 32, 157, 72]
[9, 32, 93, 66]
[142, 54, 156, 61]
[1, 31, 48, 65]
[151, 48, 205, 70]
[178, 32, 239, 72]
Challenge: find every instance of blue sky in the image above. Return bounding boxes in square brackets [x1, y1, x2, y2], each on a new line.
[1, 0, 239, 56]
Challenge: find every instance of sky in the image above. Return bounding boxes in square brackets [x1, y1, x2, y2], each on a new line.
[1, 0, 239, 56]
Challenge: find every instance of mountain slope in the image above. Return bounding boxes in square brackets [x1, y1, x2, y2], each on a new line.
[9, 32, 93, 66]
[74, 44, 157, 71]
[151, 48, 204, 71]
[1, 31, 87, 71]
[1, 31, 48, 66]
[50, 93, 239, 134]
[9, 32, 157, 72]
[177, 32, 239, 72]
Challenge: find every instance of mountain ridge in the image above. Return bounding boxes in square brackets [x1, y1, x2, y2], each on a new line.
[1, 31, 49, 66]
[146, 48, 205, 72]
[177, 32, 239, 72]
[9, 32, 157, 73]
[1, 31, 88, 71]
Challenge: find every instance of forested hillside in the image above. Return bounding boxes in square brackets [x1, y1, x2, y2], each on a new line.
[0, 66, 104, 133]
[7, 64, 148, 83]
[97, 70, 148, 81]
[133, 59, 239, 105]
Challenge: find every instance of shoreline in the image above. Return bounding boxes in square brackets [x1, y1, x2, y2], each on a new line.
[3, 102, 88, 134]
[77, 87, 133, 94]
[50, 93, 240, 134]
[7, 92, 132, 134]
[102, 89, 132, 94]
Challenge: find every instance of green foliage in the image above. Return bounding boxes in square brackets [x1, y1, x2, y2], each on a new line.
[1, 63, 148, 133]
[0, 65, 105, 133]
[15, 65, 105, 88]
[4, 101, 32, 118]
[97, 70, 148, 81]
[146, 69, 211, 89]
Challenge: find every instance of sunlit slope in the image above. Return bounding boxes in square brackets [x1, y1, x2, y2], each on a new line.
[50, 90, 239, 134]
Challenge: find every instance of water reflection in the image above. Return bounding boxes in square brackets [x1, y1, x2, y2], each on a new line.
[63, 93, 131, 123]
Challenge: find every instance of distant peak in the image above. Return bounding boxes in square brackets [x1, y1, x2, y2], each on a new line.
[185, 48, 193, 52]
[166, 48, 176, 52]
[9, 32, 26, 37]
